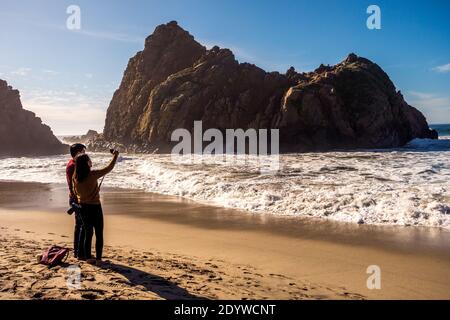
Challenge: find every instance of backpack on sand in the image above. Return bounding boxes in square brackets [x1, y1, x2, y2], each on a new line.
[38, 246, 70, 267]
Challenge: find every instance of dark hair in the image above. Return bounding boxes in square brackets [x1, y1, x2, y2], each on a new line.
[70, 143, 86, 158]
[74, 154, 91, 182]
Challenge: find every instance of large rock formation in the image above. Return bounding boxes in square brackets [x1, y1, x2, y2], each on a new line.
[0, 80, 67, 157]
[97, 21, 437, 153]
[103, 21, 206, 144]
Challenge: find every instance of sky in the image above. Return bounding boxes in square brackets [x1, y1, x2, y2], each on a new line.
[0, 0, 449, 135]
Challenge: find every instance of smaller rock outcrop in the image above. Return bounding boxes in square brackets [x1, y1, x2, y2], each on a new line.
[62, 130, 99, 145]
[275, 54, 438, 150]
[0, 80, 67, 157]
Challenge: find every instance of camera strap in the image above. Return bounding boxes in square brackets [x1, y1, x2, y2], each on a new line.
[98, 176, 105, 189]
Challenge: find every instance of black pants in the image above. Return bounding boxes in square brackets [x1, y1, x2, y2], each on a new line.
[74, 211, 86, 258]
[70, 198, 85, 258]
[80, 204, 104, 260]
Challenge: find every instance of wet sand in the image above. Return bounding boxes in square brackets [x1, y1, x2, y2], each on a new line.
[0, 181, 449, 299]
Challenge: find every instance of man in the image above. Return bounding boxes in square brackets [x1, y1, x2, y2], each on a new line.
[67, 143, 86, 259]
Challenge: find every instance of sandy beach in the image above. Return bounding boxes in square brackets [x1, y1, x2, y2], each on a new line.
[0, 181, 449, 300]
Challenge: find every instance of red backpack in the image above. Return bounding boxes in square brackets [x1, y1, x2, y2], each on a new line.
[38, 246, 70, 267]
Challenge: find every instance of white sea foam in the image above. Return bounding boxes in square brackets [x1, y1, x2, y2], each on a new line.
[0, 138, 449, 229]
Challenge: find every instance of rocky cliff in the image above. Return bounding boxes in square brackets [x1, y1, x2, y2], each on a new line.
[0, 80, 67, 157]
[97, 21, 437, 153]
[276, 54, 438, 150]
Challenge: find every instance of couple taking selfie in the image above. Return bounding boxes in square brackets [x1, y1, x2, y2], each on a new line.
[66, 144, 119, 267]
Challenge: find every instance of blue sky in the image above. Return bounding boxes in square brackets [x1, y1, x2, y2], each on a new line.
[0, 0, 449, 135]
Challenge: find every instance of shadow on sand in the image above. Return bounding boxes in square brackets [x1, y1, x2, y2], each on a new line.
[102, 261, 206, 300]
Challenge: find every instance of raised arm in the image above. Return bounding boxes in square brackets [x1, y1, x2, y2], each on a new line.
[91, 151, 119, 180]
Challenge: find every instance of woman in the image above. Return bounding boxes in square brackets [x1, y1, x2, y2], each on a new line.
[73, 150, 119, 266]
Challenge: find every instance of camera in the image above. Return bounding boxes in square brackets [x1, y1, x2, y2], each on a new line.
[67, 202, 82, 215]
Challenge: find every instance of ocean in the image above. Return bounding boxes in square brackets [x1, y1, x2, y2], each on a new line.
[1, 125, 449, 229]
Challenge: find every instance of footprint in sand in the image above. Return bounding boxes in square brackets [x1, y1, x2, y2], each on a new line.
[269, 273, 288, 279]
[83, 275, 96, 282]
[32, 292, 44, 299]
[81, 292, 99, 300]
[340, 292, 365, 299]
